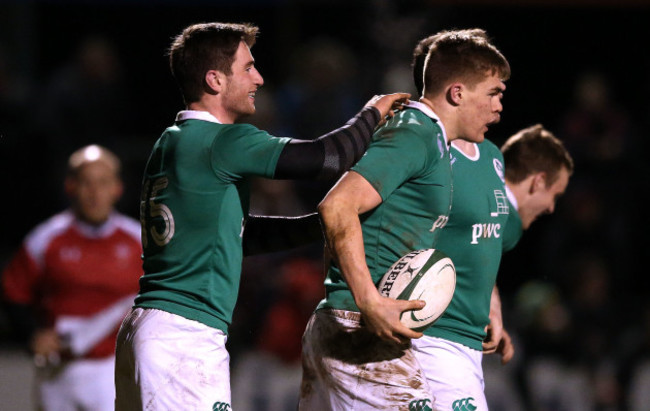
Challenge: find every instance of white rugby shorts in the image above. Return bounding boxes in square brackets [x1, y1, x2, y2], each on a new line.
[299, 309, 435, 411]
[412, 335, 488, 410]
[114, 307, 231, 411]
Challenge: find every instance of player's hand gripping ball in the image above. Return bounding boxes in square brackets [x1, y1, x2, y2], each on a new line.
[377, 249, 456, 332]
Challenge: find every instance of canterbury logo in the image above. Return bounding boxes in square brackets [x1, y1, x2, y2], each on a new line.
[212, 402, 231, 411]
[452, 397, 477, 411]
[409, 398, 433, 411]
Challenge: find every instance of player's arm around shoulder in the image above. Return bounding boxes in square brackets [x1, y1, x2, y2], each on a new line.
[318, 171, 425, 344]
[211, 124, 288, 179]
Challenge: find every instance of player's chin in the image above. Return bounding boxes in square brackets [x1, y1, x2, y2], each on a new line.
[79, 211, 111, 225]
[237, 106, 257, 119]
[470, 132, 485, 143]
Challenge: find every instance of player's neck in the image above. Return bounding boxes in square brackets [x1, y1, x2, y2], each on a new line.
[505, 179, 530, 211]
[451, 139, 476, 156]
[420, 96, 459, 142]
[188, 98, 235, 124]
[419, 97, 437, 116]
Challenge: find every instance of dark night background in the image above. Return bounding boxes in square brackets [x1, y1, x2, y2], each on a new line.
[1, 1, 649, 409]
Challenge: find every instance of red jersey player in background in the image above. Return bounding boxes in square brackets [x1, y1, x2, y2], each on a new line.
[1, 145, 142, 411]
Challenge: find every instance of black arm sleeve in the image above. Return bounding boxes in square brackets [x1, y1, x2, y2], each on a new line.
[274, 106, 381, 181]
[242, 213, 323, 256]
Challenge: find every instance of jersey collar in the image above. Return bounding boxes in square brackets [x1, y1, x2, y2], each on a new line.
[505, 185, 519, 211]
[450, 141, 480, 161]
[404, 101, 449, 146]
[72, 211, 119, 238]
[176, 110, 222, 124]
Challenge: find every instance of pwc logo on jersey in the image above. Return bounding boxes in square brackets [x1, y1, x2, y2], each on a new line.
[471, 222, 501, 244]
[471, 189, 509, 244]
[429, 215, 449, 233]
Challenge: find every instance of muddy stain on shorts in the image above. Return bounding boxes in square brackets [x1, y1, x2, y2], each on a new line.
[300, 310, 434, 410]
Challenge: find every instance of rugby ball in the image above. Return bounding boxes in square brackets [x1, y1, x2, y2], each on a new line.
[377, 249, 456, 331]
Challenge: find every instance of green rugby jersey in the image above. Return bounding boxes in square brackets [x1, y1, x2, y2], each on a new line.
[424, 140, 521, 350]
[135, 111, 289, 333]
[319, 102, 452, 312]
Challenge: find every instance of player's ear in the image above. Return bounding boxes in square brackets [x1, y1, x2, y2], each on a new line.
[446, 83, 463, 106]
[530, 172, 547, 194]
[112, 179, 124, 203]
[64, 176, 77, 198]
[205, 70, 225, 94]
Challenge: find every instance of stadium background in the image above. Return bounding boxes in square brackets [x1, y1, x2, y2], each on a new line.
[1, 0, 648, 409]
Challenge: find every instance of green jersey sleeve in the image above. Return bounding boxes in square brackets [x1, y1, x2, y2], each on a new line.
[502, 203, 523, 252]
[352, 117, 434, 200]
[211, 124, 290, 181]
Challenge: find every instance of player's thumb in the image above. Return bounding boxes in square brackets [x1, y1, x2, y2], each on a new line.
[402, 299, 426, 312]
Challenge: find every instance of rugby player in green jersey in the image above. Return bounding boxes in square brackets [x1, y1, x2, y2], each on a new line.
[113, 22, 410, 410]
[299, 29, 510, 410]
[410, 33, 574, 410]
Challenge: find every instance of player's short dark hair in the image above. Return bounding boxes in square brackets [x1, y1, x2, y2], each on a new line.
[169, 22, 259, 104]
[417, 29, 510, 97]
[412, 35, 436, 98]
[502, 124, 574, 187]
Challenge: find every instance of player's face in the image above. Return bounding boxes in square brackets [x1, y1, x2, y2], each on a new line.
[520, 167, 570, 229]
[457, 73, 505, 143]
[67, 162, 123, 225]
[221, 41, 264, 122]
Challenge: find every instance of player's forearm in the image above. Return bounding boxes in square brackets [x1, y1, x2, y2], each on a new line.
[316, 106, 380, 180]
[489, 285, 503, 321]
[274, 107, 380, 181]
[242, 213, 322, 256]
[318, 201, 379, 309]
